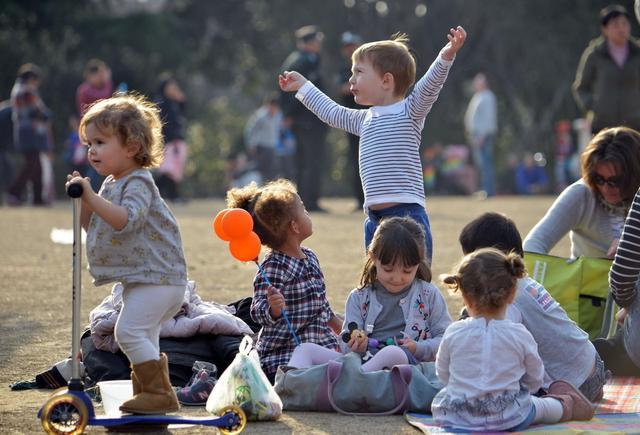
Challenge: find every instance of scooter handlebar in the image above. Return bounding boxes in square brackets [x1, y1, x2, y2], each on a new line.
[67, 183, 84, 198]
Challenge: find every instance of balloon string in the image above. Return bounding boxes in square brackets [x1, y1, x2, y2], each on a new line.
[255, 261, 301, 346]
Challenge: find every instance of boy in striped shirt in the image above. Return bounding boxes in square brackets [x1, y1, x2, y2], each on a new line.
[279, 26, 466, 263]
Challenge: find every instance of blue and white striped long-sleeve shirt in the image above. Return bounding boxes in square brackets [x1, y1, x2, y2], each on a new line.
[609, 188, 640, 308]
[295, 54, 453, 209]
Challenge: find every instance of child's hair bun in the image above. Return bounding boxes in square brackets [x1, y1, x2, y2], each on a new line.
[505, 253, 526, 279]
[441, 274, 460, 290]
[226, 182, 260, 211]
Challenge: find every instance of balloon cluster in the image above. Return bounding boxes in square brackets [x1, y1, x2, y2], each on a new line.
[213, 208, 262, 262]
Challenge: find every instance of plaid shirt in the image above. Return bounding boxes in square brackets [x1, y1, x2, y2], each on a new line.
[251, 247, 338, 377]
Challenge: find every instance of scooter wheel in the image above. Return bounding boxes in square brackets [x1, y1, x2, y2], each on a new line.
[40, 393, 89, 435]
[218, 405, 247, 434]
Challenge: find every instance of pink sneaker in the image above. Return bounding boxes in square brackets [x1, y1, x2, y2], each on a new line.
[176, 361, 217, 406]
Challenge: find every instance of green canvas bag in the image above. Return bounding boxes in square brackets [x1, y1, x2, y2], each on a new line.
[523, 252, 612, 339]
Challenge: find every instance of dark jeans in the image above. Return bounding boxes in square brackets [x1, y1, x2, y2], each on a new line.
[593, 327, 640, 376]
[9, 150, 42, 203]
[255, 145, 277, 183]
[155, 173, 179, 200]
[471, 135, 496, 197]
[292, 123, 327, 210]
[0, 151, 14, 196]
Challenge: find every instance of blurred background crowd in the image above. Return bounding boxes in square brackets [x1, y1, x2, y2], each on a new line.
[0, 0, 636, 205]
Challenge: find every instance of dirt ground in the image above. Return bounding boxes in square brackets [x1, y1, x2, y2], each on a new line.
[0, 195, 570, 434]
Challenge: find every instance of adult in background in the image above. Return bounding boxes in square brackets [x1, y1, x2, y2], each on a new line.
[155, 73, 188, 202]
[76, 58, 113, 117]
[7, 63, 52, 206]
[279, 25, 328, 212]
[523, 127, 640, 260]
[244, 95, 282, 183]
[76, 59, 113, 191]
[337, 31, 365, 210]
[573, 5, 640, 135]
[0, 100, 14, 204]
[464, 73, 497, 198]
[515, 152, 549, 195]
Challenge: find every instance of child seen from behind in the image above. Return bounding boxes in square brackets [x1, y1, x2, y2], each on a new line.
[459, 212, 608, 402]
[288, 216, 451, 370]
[432, 248, 594, 431]
[226, 179, 342, 383]
[279, 27, 467, 262]
[65, 94, 187, 414]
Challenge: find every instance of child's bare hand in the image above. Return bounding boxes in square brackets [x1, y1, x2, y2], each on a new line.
[65, 171, 93, 198]
[441, 26, 467, 61]
[278, 71, 308, 92]
[399, 337, 417, 355]
[267, 286, 285, 318]
[348, 333, 368, 353]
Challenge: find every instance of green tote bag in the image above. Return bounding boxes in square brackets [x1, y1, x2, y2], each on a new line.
[523, 252, 612, 339]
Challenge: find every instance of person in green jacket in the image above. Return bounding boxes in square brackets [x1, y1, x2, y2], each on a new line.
[573, 5, 640, 135]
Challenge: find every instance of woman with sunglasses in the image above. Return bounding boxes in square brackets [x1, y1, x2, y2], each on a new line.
[524, 126, 640, 260]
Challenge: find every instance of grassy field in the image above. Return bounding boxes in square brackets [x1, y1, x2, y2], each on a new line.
[0, 195, 570, 434]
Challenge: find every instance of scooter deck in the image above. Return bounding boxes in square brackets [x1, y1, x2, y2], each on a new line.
[91, 412, 239, 427]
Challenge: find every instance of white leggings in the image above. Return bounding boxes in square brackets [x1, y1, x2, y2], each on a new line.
[114, 283, 185, 364]
[288, 342, 409, 371]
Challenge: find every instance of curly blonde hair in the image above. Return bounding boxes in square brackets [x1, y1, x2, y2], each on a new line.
[79, 93, 164, 168]
[442, 248, 526, 313]
[226, 179, 299, 250]
[352, 33, 416, 97]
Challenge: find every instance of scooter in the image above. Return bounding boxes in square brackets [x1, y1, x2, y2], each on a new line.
[38, 183, 246, 434]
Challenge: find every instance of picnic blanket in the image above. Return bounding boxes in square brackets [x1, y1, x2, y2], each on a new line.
[596, 376, 640, 414]
[405, 377, 640, 434]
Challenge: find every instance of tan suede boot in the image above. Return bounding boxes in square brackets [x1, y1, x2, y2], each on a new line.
[546, 380, 595, 422]
[119, 353, 180, 414]
[130, 370, 141, 395]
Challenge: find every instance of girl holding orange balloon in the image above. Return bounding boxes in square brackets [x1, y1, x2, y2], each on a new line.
[225, 179, 343, 383]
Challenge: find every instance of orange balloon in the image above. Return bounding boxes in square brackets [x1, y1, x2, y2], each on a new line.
[222, 208, 254, 239]
[213, 209, 231, 241]
[229, 231, 261, 262]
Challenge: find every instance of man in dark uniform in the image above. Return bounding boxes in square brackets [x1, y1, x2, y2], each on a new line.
[279, 25, 328, 212]
[337, 31, 364, 211]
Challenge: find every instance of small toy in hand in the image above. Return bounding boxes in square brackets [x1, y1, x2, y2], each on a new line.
[341, 322, 379, 348]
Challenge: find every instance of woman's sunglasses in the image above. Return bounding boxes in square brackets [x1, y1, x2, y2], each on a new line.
[594, 175, 621, 188]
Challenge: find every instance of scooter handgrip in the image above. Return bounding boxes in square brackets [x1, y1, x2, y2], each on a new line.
[67, 183, 84, 198]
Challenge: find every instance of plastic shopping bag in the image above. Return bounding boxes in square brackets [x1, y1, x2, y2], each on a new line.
[206, 335, 282, 421]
